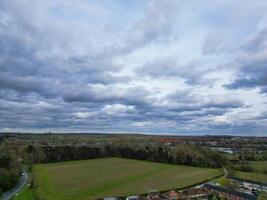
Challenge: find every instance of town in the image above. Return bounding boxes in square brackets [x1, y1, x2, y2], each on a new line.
[103, 178, 267, 200]
[1, 1, 267, 200]
[1, 133, 266, 200]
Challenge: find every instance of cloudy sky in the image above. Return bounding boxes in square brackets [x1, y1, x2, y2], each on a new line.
[1, 0, 267, 135]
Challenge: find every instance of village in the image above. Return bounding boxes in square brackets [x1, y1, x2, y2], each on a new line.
[104, 178, 267, 200]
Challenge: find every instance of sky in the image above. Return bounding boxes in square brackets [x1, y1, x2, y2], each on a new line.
[0, 0, 267, 135]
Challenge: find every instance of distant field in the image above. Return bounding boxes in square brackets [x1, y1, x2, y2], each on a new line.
[232, 161, 267, 183]
[248, 161, 267, 173]
[33, 158, 221, 200]
[234, 161, 267, 173]
[234, 171, 267, 183]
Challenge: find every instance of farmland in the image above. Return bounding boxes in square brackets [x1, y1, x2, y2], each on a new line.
[245, 161, 267, 173]
[233, 171, 267, 183]
[33, 158, 222, 200]
[232, 161, 267, 183]
[234, 161, 267, 173]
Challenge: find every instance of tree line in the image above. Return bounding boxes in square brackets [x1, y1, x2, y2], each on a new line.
[0, 143, 21, 196]
[0, 142, 227, 194]
[23, 144, 227, 169]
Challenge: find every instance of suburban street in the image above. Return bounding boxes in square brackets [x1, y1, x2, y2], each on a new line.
[0, 169, 28, 200]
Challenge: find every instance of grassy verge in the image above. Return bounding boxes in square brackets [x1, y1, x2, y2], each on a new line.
[234, 161, 267, 173]
[233, 171, 267, 183]
[12, 186, 35, 200]
[246, 161, 267, 173]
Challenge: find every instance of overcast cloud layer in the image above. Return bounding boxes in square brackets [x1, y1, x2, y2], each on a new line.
[1, 0, 267, 135]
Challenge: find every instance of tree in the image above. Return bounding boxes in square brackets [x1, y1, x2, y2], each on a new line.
[0, 154, 11, 168]
[258, 192, 267, 200]
[240, 163, 253, 172]
[0, 143, 21, 192]
[217, 177, 230, 187]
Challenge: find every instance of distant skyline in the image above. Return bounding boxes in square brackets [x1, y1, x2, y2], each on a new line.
[0, 0, 267, 135]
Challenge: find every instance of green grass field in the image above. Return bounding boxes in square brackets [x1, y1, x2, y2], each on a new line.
[247, 161, 267, 173]
[234, 161, 267, 173]
[33, 158, 222, 200]
[234, 171, 267, 183]
[12, 186, 35, 200]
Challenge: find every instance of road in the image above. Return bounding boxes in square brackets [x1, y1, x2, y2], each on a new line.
[0, 169, 29, 200]
[223, 167, 228, 177]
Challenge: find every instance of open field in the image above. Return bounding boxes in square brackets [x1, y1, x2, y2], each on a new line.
[247, 161, 267, 173]
[33, 158, 222, 200]
[234, 171, 267, 183]
[234, 161, 267, 173]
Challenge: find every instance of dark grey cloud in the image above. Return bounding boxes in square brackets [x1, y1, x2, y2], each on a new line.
[0, 73, 41, 93]
[241, 27, 267, 53]
[164, 91, 244, 115]
[0, 0, 266, 135]
[135, 59, 213, 85]
[224, 26, 267, 93]
[117, 0, 179, 54]
[225, 53, 267, 93]
[0, 7, 129, 99]
[63, 85, 151, 109]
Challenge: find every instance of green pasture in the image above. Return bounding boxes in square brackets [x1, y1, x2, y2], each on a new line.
[33, 158, 222, 200]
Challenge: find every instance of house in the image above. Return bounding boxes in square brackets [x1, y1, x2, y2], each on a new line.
[147, 191, 167, 200]
[203, 184, 257, 200]
[103, 197, 120, 200]
[165, 190, 185, 200]
[126, 196, 140, 200]
[126, 195, 147, 200]
[182, 188, 209, 200]
[165, 190, 179, 200]
[230, 178, 267, 193]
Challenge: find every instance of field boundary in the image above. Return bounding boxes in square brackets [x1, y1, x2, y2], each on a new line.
[114, 170, 224, 199]
[36, 156, 222, 169]
[230, 176, 267, 186]
[32, 158, 223, 200]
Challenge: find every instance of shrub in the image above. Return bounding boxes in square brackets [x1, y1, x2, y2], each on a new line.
[240, 164, 253, 172]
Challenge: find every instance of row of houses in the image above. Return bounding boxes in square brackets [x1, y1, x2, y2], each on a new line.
[230, 178, 267, 193]
[204, 184, 257, 200]
[103, 183, 258, 200]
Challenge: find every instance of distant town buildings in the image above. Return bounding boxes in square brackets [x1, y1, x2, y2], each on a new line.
[104, 180, 262, 200]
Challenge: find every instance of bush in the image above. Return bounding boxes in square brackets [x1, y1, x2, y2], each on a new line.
[240, 164, 253, 172]
[227, 169, 236, 177]
[0, 168, 20, 191]
[258, 192, 267, 200]
[217, 177, 230, 186]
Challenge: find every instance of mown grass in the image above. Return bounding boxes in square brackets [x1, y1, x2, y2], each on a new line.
[248, 161, 267, 173]
[33, 157, 221, 200]
[12, 186, 35, 200]
[234, 171, 267, 183]
[234, 161, 267, 173]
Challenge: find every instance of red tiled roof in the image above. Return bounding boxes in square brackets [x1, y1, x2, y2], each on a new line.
[167, 190, 178, 199]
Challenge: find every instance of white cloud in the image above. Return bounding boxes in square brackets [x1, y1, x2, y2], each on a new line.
[73, 112, 95, 119]
[102, 104, 136, 115]
[1, 0, 267, 135]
